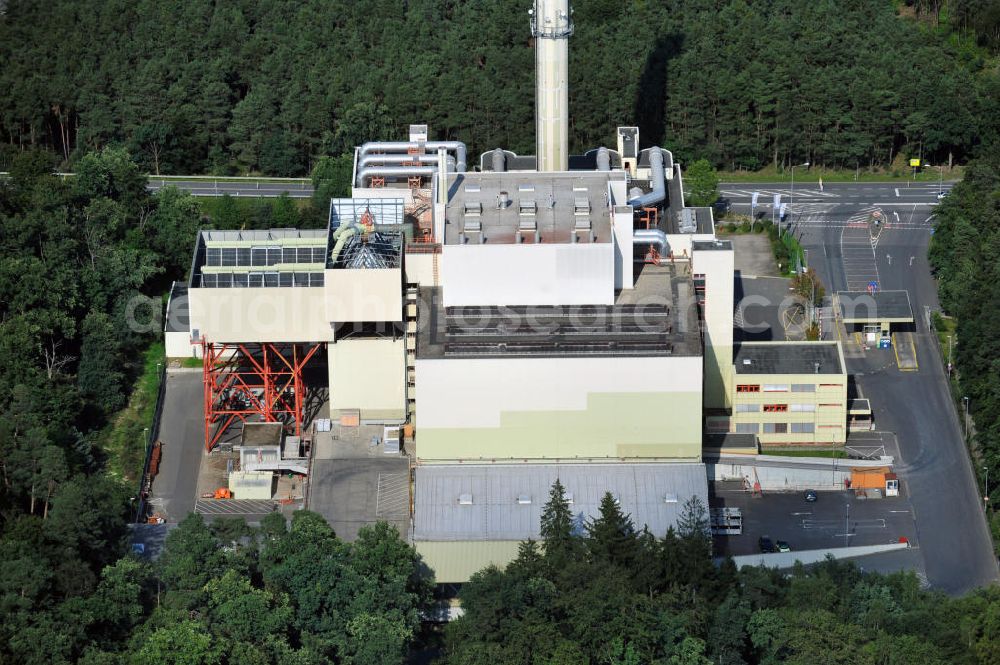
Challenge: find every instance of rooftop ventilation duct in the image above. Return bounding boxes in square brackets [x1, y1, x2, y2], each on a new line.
[354, 165, 443, 188]
[633, 228, 669, 259]
[596, 146, 611, 171]
[357, 153, 456, 170]
[627, 148, 669, 208]
[358, 140, 467, 171]
[491, 148, 507, 172]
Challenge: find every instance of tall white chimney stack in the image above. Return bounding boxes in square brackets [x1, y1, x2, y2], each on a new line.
[530, 0, 572, 172]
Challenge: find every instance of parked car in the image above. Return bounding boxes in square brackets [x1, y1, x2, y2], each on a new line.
[804, 489, 818, 502]
[936, 191, 948, 200]
[776, 540, 791, 553]
[758, 536, 775, 553]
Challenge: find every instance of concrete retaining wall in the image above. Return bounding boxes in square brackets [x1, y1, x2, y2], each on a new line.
[725, 542, 910, 569]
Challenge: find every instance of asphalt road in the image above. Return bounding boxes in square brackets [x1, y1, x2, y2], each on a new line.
[148, 371, 204, 523]
[729, 181, 996, 593]
[146, 178, 313, 198]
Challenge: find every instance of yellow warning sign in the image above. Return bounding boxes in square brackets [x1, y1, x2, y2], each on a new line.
[909, 158, 921, 167]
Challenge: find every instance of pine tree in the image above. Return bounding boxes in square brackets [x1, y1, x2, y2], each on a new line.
[585, 491, 637, 569]
[540, 479, 579, 567]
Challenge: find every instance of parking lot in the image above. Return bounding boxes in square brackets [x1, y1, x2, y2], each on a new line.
[711, 484, 919, 558]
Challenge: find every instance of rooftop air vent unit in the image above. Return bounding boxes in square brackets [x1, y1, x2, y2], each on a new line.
[458, 493, 474, 505]
[574, 197, 591, 215]
[664, 493, 679, 504]
[564, 492, 574, 505]
[679, 208, 697, 233]
[519, 199, 537, 215]
[409, 124, 428, 142]
[517, 495, 532, 505]
[743, 359, 752, 366]
[464, 201, 482, 216]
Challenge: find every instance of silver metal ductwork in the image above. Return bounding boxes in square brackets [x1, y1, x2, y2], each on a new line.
[491, 148, 507, 173]
[354, 165, 443, 188]
[627, 148, 669, 208]
[357, 153, 456, 170]
[358, 141, 467, 172]
[596, 146, 611, 171]
[633, 228, 668, 260]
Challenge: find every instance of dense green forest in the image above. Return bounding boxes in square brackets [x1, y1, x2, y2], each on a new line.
[2, 0, 1000, 662]
[928, 150, 1000, 545]
[1, 0, 997, 175]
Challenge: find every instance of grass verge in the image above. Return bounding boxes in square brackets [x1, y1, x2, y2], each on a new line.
[718, 166, 962, 184]
[100, 341, 165, 484]
[151, 175, 309, 183]
[760, 449, 849, 459]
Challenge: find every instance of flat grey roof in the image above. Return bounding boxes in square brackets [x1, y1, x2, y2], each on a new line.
[837, 290, 914, 323]
[849, 398, 872, 414]
[413, 462, 708, 541]
[444, 171, 621, 245]
[417, 264, 702, 359]
[693, 239, 732, 252]
[666, 174, 714, 234]
[734, 342, 844, 375]
[704, 433, 758, 450]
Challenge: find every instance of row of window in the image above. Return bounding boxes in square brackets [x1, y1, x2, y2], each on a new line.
[737, 383, 840, 393]
[200, 271, 325, 288]
[204, 246, 328, 268]
[736, 403, 818, 413]
[735, 422, 816, 434]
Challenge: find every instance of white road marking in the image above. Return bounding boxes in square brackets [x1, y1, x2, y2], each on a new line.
[895, 188, 900, 197]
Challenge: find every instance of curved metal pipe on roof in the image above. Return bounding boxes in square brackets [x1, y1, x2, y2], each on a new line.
[633, 228, 669, 261]
[358, 141, 467, 172]
[491, 148, 506, 173]
[627, 147, 669, 208]
[596, 146, 611, 171]
[357, 153, 456, 170]
[354, 165, 445, 188]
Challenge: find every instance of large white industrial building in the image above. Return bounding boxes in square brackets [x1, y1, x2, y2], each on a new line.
[163, 0, 846, 581]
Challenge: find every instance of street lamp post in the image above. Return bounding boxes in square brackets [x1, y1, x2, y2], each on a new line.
[926, 164, 945, 196]
[985, 465, 990, 512]
[963, 396, 970, 440]
[947, 335, 953, 375]
[789, 161, 810, 234]
[845, 503, 850, 548]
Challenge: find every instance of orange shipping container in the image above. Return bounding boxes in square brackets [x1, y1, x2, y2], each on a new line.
[851, 467, 891, 490]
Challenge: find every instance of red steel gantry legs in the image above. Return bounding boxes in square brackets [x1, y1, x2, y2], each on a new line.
[202, 341, 322, 451]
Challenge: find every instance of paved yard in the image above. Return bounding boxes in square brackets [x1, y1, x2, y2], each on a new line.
[711, 487, 920, 564]
[306, 424, 410, 541]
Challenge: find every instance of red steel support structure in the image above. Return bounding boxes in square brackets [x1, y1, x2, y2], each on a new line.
[202, 341, 322, 451]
